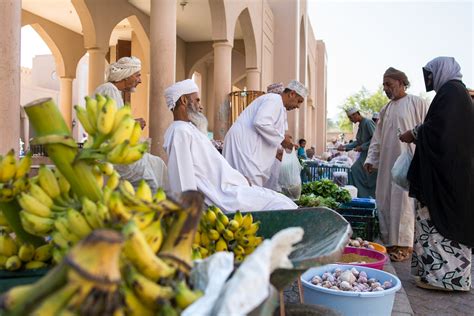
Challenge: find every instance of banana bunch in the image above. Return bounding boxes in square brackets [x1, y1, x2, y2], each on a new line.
[0, 230, 124, 316]
[74, 94, 148, 165]
[193, 207, 263, 262]
[0, 229, 53, 271]
[0, 150, 32, 202]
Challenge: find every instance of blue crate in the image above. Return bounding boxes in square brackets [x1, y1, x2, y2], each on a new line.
[302, 162, 353, 185]
[343, 198, 376, 209]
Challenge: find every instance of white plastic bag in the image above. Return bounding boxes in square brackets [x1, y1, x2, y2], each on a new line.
[278, 149, 302, 199]
[391, 151, 413, 191]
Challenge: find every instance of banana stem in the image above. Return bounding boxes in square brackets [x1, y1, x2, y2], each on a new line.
[23, 98, 102, 202]
[0, 200, 45, 247]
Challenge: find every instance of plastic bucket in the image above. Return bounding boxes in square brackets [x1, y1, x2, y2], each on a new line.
[338, 247, 387, 270]
[301, 264, 402, 316]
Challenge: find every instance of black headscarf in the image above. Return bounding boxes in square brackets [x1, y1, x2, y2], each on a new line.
[407, 57, 474, 246]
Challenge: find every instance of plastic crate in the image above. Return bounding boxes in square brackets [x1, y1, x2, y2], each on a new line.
[303, 163, 353, 185]
[0, 268, 49, 293]
[336, 205, 379, 241]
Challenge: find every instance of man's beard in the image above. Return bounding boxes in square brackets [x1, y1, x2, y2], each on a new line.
[187, 108, 208, 135]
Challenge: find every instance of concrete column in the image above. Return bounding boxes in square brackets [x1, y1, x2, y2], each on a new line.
[59, 77, 74, 129]
[149, 0, 176, 158]
[0, 0, 21, 153]
[246, 68, 260, 91]
[213, 41, 233, 140]
[87, 48, 106, 94]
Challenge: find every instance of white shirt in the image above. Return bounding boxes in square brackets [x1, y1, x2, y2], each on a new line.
[223, 93, 287, 186]
[163, 121, 297, 212]
[94, 82, 124, 108]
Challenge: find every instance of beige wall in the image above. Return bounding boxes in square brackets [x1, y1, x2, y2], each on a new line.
[316, 40, 328, 155]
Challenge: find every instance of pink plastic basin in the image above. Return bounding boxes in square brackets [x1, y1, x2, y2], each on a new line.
[338, 246, 388, 270]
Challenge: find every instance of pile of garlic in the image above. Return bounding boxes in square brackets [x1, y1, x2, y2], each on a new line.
[348, 237, 375, 249]
[310, 267, 393, 292]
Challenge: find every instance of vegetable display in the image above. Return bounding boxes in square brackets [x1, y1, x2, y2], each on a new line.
[297, 179, 351, 209]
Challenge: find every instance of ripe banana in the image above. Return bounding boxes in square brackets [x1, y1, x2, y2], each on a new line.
[121, 284, 155, 316]
[81, 197, 102, 229]
[38, 165, 60, 199]
[15, 152, 32, 179]
[18, 243, 35, 262]
[0, 231, 18, 256]
[5, 255, 22, 271]
[108, 192, 133, 222]
[96, 96, 117, 135]
[142, 220, 164, 253]
[29, 183, 54, 208]
[153, 187, 166, 203]
[25, 261, 48, 270]
[74, 105, 96, 135]
[18, 192, 52, 218]
[112, 104, 132, 132]
[135, 180, 152, 203]
[174, 280, 203, 310]
[98, 162, 114, 176]
[33, 243, 53, 261]
[133, 211, 155, 230]
[19, 211, 54, 236]
[85, 96, 98, 132]
[108, 115, 135, 148]
[129, 121, 142, 146]
[0, 150, 17, 183]
[64, 208, 93, 238]
[54, 217, 81, 245]
[122, 221, 175, 281]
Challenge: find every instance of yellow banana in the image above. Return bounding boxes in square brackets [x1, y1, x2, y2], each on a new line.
[33, 243, 54, 261]
[194, 231, 201, 244]
[237, 236, 250, 247]
[241, 213, 253, 230]
[119, 143, 148, 164]
[25, 260, 48, 270]
[227, 219, 240, 232]
[6, 255, 22, 271]
[98, 161, 114, 176]
[38, 165, 60, 199]
[153, 187, 166, 203]
[244, 221, 260, 235]
[222, 229, 234, 241]
[244, 246, 256, 256]
[0, 149, 17, 183]
[207, 229, 220, 241]
[142, 220, 164, 253]
[85, 96, 98, 130]
[51, 231, 71, 250]
[0, 231, 18, 256]
[96, 96, 117, 135]
[18, 243, 35, 262]
[54, 217, 81, 244]
[29, 183, 54, 208]
[96, 201, 111, 224]
[106, 140, 129, 164]
[215, 219, 226, 234]
[30, 283, 79, 316]
[112, 104, 132, 132]
[199, 232, 210, 247]
[120, 180, 136, 196]
[81, 197, 102, 229]
[53, 168, 71, 196]
[95, 93, 107, 111]
[108, 115, 135, 148]
[18, 192, 52, 218]
[124, 264, 175, 309]
[52, 247, 66, 264]
[248, 236, 264, 247]
[133, 211, 155, 230]
[233, 210, 244, 225]
[64, 208, 92, 238]
[108, 192, 133, 222]
[129, 121, 142, 146]
[217, 212, 229, 226]
[19, 211, 54, 236]
[135, 180, 152, 203]
[175, 280, 203, 310]
[0, 254, 8, 268]
[122, 221, 175, 281]
[216, 238, 228, 251]
[122, 284, 155, 316]
[0, 210, 9, 226]
[205, 209, 217, 225]
[233, 244, 245, 255]
[74, 105, 96, 135]
[106, 171, 121, 190]
[92, 165, 104, 188]
[15, 152, 32, 179]
[235, 254, 245, 263]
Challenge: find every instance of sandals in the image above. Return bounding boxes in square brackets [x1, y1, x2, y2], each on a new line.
[387, 246, 412, 262]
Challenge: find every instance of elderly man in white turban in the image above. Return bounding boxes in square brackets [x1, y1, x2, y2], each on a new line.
[163, 79, 297, 212]
[94, 56, 168, 192]
[337, 107, 377, 198]
[223, 80, 308, 187]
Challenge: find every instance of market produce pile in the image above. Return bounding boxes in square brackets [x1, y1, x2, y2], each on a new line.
[0, 96, 206, 315]
[347, 238, 375, 250]
[297, 179, 352, 209]
[310, 267, 394, 292]
[193, 207, 263, 262]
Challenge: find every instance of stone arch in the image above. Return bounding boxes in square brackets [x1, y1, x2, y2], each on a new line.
[235, 8, 258, 70]
[209, 0, 229, 41]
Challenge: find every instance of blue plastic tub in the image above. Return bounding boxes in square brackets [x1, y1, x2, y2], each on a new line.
[301, 264, 401, 316]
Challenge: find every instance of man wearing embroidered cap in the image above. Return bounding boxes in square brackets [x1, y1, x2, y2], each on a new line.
[163, 79, 297, 212]
[364, 67, 429, 262]
[223, 80, 308, 187]
[337, 107, 377, 198]
[94, 56, 168, 192]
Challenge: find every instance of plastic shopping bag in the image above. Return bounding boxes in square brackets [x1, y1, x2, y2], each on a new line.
[278, 149, 302, 200]
[391, 151, 413, 191]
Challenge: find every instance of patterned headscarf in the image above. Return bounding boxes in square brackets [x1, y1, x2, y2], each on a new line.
[107, 56, 141, 82]
[424, 57, 463, 92]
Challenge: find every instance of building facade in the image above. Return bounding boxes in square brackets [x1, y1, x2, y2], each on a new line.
[1, 0, 328, 158]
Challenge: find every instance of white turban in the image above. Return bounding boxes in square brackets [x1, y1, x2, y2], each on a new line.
[286, 80, 308, 98]
[164, 79, 199, 111]
[345, 107, 359, 116]
[107, 56, 141, 82]
[267, 82, 284, 94]
[373, 112, 380, 119]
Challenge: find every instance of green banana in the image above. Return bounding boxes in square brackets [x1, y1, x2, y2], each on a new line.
[96, 96, 117, 135]
[38, 165, 60, 199]
[17, 192, 52, 218]
[15, 152, 32, 179]
[19, 211, 55, 236]
[74, 105, 96, 135]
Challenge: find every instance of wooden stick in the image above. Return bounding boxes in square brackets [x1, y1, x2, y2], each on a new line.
[279, 290, 285, 316]
[297, 274, 304, 304]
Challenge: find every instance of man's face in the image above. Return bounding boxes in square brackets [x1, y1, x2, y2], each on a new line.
[186, 92, 202, 113]
[284, 91, 305, 111]
[348, 113, 358, 123]
[383, 77, 404, 100]
[300, 141, 306, 148]
[124, 71, 142, 92]
[185, 92, 207, 134]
